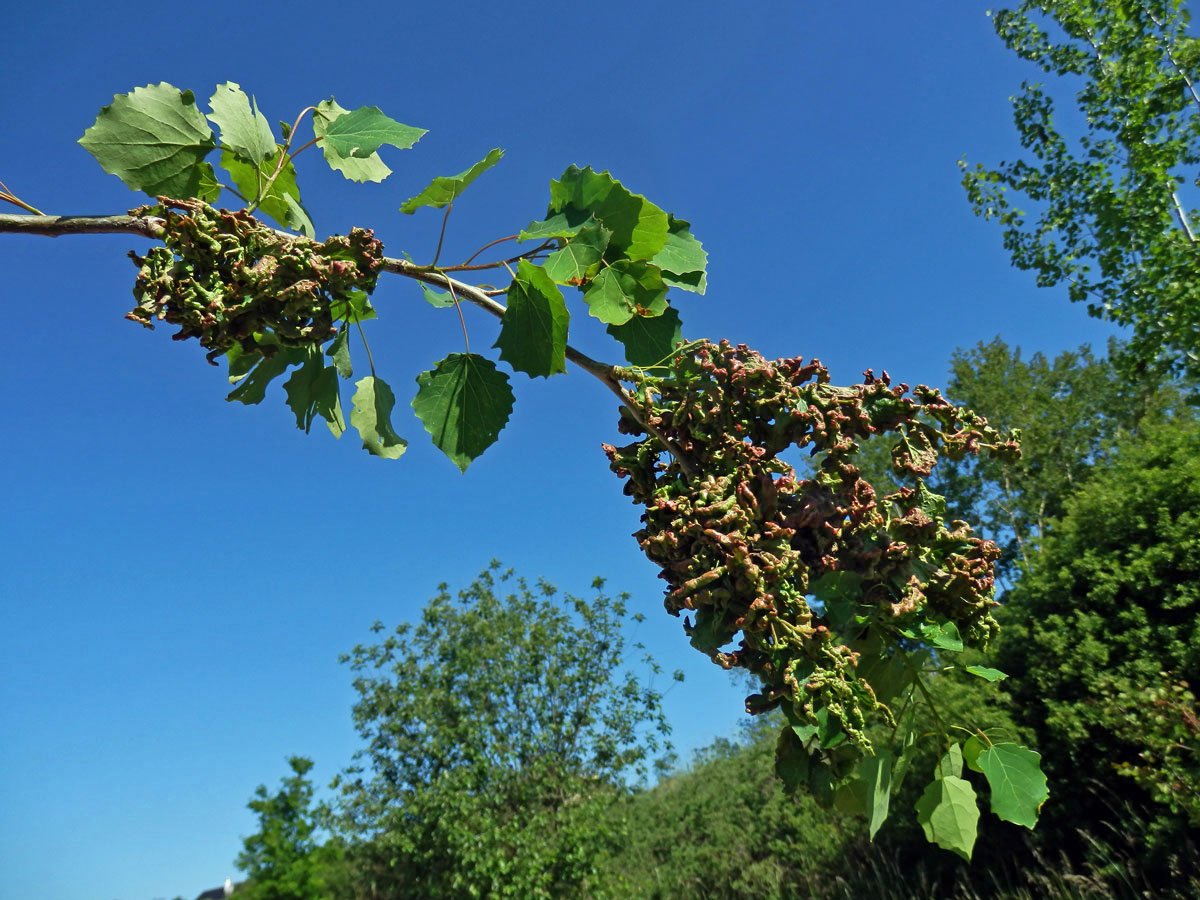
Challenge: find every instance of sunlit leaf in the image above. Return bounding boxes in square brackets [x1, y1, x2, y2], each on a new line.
[79, 82, 216, 197]
[915, 775, 979, 861]
[208, 82, 276, 165]
[495, 260, 568, 378]
[543, 220, 610, 284]
[548, 165, 669, 260]
[313, 99, 393, 183]
[412, 354, 513, 471]
[582, 260, 668, 325]
[220, 146, 312, 235]
[652, 216, 708, 293]
[935, 743, 963, 780]
[421, 284, 457, 308]
[977, 743, 1048, 829]
[606, 305, 683, 366]
[351, 376, 408, 459]
[400, 148, 504, 213]
[965, 665, 1008, 682]
[327, 327, 353, 379]
[284, 348, 344, 436]
[321, 105, 425, 159]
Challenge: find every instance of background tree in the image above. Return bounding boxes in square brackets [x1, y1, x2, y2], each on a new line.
[852, 336, 1189, 582]
[963, 0, 1200, 376]
[326, 564, 678, 899]
[235, 756, 342, 900]
[994, 415, 1200, 853]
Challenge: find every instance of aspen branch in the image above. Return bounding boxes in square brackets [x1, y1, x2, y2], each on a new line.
[0, 210, 698, 476]
[0, 212, 166, 239]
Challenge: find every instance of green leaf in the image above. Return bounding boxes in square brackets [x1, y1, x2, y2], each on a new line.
[79, 82, 216, 198]
[320, 106, 425, 159]
[495, 260, 569, 378]
[606, 305, 683, 366]
[976, 743, 1049, 829]
[809, 758, 836, 809]
[400, 148, 504, 214]
[684, 607, 735, 655]
[935, 743, 963, 780]
[651, 216, 708, 294]
[282, 192, 315, 239]
[543, 221, 611, 284]
[313, 99, 393, 183]
[284, 349, 344, 436]
[917, 480, 947, 521]
[220, 147, 312, 235]
[902, 620, 964, 652]
[965, 665, 1008, 682]
[412, 354, 514, 471]
[890, 711, 920, 790]
[774, 726, 809, 794]
[226, 342, 307, 405]
[582, 260, 668, 325]
[915, 775, 979, 861]
[196, 163, 222, 203]
[962, 736, 986, 774]
[350, 376, 408, 459]
[859, 648, 917, 704]
[330, 288, 375, 323]
[518, 211, 589, 242]
[208, 82, 276, 165]
[809, 570, 864, 629]
[327, 328, 352, 379]
[836, 751, 894, 838]
[865, 751, 894, 838]
[783, 702, 819, 743]
[929, 621, 963, 652]
[813, 705, 846, 749]
[548, 166, 669, 260]
[225, 343, 261, 384]
[421, 284, 457, 308]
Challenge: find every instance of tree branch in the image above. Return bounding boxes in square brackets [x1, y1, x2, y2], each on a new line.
[0, 212, 165, 239]
[0, 210, 697, 476]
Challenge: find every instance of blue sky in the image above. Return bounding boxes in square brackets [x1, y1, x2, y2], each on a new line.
[1, 2, 1122, 899]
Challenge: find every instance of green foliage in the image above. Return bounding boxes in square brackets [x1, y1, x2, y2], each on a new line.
[235, 756, 342, 900]
[207, 83, 276, 166]
[854, 337, 1192, 582]
[79, 83, 217, 198]
[610, 722, 854, 900]
[974, 743, 1048, 829]
[400, 147, 504, 213]
[64, 79, 1040, 860]
[349, 376, 407, 459]
[316, 105, 425, 160]
[995, 415, 1200, 845]
[411, 353, 514, 471]
[494, 259, 569, 377]
[965, 0, 1200, 376]
[915, 775, 979, 861]
[76, 82, 707, 468]
[327, 564, 676, 899]
[312, 100, 394, 183]
[1101, 673, 1200, 824]
[605, 341, 1046, 851]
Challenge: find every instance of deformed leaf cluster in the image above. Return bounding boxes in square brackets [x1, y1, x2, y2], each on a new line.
[605, 340, 1020, 753]
[127, 197, 384, 362]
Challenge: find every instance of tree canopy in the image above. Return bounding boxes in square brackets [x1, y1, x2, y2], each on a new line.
[963, 0, 1200, 376]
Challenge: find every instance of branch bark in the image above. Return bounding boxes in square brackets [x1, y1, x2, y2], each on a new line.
[0, 212, 165, 239]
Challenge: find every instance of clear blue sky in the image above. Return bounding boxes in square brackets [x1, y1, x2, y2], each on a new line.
[1, 2, 1120, 899]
